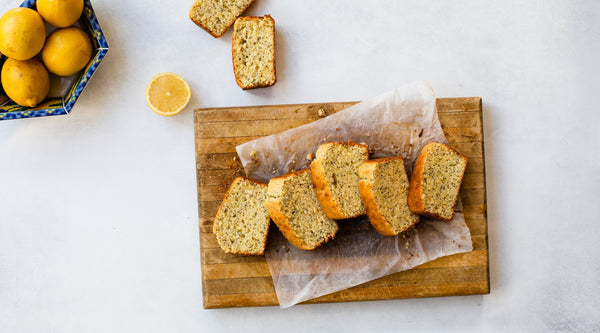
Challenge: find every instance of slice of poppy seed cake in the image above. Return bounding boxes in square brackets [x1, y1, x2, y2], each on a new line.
[408, 142, 468, 221]
[358, 156, 420, 236]
[265, 169, 338, 250]
[310, 142, 369, 220]
[213, 177, 270, 255]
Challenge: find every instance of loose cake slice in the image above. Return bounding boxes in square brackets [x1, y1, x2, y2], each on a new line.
[213, 177, 270, 255]
[408, 142, 468, 221]
[189, 0, 255, 38]
[232, 15, 276, 89]
[310, 142, 369, 219]
[358, 156, 420, 236]
[265, 169, 338, 250]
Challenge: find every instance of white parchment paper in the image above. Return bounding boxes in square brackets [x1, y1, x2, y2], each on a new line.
[236, 81, 473, 308]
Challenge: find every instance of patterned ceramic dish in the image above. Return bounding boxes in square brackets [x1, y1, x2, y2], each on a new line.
[0, 0, 108, 120]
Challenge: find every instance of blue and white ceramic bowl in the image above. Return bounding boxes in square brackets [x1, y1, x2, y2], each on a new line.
[0, 0, 108, 120]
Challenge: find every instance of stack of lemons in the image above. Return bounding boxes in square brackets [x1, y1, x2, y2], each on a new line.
[0, 0, 92, 107]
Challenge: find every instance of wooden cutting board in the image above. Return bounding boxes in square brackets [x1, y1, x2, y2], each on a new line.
[194, 97, 489, 308]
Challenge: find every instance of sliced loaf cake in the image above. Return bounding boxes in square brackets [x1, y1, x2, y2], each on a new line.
[310, 142, 369, 219]
[213, 177, 270, 255]
[189, 0, 255, 38]
[265, 169, 338, 250]
[358, 156, 420, 236]
[408, 142, 468, 221]
[232, 15, 276, 89]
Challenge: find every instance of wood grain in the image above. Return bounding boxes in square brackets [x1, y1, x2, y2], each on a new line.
[194, 97, 489, 308]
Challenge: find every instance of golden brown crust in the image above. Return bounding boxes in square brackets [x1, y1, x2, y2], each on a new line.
[265, 169, 335, 250]
[232, 15, 276, 90]
[310, 142, 368, 220]
[213, 177, 269, 255]
[268, 168, 312, 183]
[407, 150, 427, 217]
[189, 0, 256, 38]
[407, 142, 468, 222]
[264, 171, 306, 249]
[264, 195, 313, 250]
[358, 157, 407, 236]
[310, 158, 349, 220]
[358, 179, 397, 236]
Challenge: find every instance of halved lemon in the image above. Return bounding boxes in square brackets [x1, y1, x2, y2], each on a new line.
[145, 72, 191, 116]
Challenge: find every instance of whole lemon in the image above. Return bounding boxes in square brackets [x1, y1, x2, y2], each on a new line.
[1, 57, 50, 107]
[0, 8, 46, 60]
[42, 26, 93, 76]
[36, 0, 84, 28]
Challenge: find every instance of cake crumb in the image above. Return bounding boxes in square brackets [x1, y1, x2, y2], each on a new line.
[307, 153, 314, 161]
[317, 108, 326, 117]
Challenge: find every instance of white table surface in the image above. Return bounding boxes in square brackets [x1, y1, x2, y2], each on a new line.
[1, 0, 599, 332]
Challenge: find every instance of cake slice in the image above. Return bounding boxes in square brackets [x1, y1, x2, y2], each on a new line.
[232, 15, 276, 89]
[408, 142, 468, 221]
[310, 142, 369, 219]
[265, 169, 338, 250]
[213, 177, 270, 255]
[189, 0, 255, 38]
[358, 156, 420, 236]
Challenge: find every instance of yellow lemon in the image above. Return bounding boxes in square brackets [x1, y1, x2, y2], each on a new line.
[1, 57, 50, 107]
[36, 0, 84, 28]
[145, 73, 191, 116]
[0, 8, 46, 60]
[41, 26, 93, 76]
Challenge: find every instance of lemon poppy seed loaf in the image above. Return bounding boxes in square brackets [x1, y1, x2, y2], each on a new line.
[358, 156, 420, 236]
[189, 0, 255, 38]
[265, 169, 338, 250]
[213, 177, 271, 255]
[408, 142, 468, 221]
[310, 142, 369, 220]
[232, 15, 276, 89]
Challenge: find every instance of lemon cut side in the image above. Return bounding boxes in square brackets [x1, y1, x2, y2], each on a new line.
[145, 72, 191, 116]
